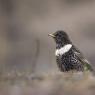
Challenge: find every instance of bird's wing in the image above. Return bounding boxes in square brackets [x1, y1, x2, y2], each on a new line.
[72, 45, 94, 72]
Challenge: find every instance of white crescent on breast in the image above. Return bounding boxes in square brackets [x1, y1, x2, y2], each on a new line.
[55, 44, 72, 56]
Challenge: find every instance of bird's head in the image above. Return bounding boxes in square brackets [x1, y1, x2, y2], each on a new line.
[48, 30, 72, 48]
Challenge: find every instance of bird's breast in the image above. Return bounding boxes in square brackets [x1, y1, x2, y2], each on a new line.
[55, 44, 72, 56]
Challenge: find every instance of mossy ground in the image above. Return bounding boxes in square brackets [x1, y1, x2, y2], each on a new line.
[0, 71, 95, 95]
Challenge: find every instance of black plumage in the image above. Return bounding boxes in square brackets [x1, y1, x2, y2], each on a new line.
[49, 30, 94, 72]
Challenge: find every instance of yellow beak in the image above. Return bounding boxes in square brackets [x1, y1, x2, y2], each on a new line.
[48, 34, 55, 38]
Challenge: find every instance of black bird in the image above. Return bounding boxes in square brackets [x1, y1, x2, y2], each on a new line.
[49, 30, 94, 72]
